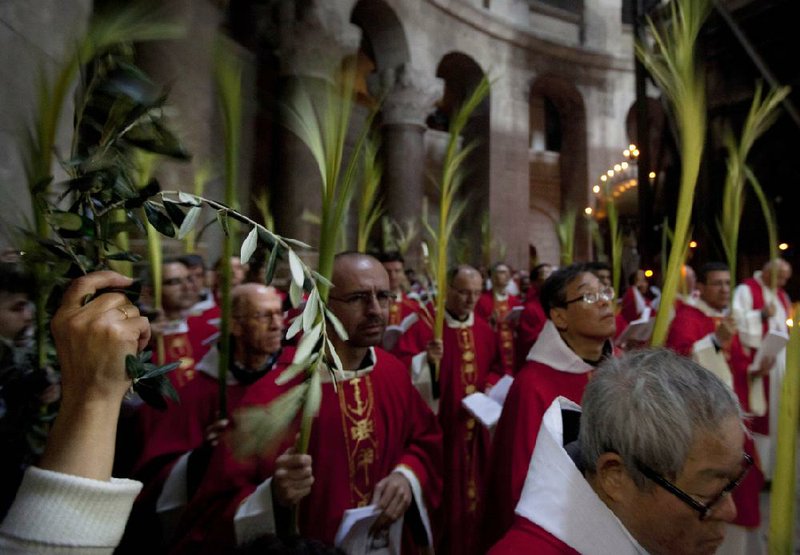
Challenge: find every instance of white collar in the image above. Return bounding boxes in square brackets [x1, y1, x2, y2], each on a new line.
[526, 321, 595, 374]
[516, 398, 649, 554]
[693, 298, 728, 319]
[320, 347, 377, 383]
[195, 347, 239, 384]
[493, 291, 509, 302]
[444, 310, 474, 329]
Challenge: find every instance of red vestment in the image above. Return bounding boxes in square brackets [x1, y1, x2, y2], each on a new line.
[483, 321, 596, 549]
[515, 297, 546, 370]
[488, 516, 580, 555]
[173, 349, 442, 554]
[394, 313, 503, 555]
[388, 292, 422, 326]
[119, 348, 291, 553]
[156, 307, 220, 389]
[475, 292, 520, 373]
[666, 301, 763, 527]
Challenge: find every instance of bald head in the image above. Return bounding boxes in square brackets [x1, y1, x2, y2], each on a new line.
[232, 283, 281, 317]
[763, 259, 792, 290]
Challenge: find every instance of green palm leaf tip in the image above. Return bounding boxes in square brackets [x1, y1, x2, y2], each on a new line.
[717, 83, 789, 286]
[556, 209, 576, 266]
[636, 0, 711, 347]
[430, 76, 491, 351]
[357, 133, 384, 253]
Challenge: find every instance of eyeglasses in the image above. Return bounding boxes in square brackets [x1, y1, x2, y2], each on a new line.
[328, 290, 393, 309]
[563, 286, 615, 305]
[237, 311, 283, 323]
[636, 453, 753, 521]
[163, 277, 191, 286]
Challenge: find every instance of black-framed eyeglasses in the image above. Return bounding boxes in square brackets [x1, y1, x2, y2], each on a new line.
[328, 290, 393, 309]
[563, 286, 615, 305]
[636, 453, 753, 521]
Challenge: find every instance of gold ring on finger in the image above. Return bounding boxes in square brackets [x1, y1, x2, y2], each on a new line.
[116, 305, 130, 320]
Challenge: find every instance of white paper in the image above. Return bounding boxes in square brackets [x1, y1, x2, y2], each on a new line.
[334, 505, 403, 555]
[615, 307, 654, 345]
[462, 392, 503, 428]
[489, 375, 514, 405]
[750, 329, 789, 372]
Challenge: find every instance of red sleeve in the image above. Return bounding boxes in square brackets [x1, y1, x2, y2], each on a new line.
[666, 306, 707, 357]
[393, 318, 433, 368]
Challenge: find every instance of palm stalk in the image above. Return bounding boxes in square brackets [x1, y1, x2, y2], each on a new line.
[769, 303, 800, 553]
[556, 209, 576, 266]
[637, 0, 711, 347]
[213, 37, 244, 420]
[747, 169, 780, 290]
[426, 77, 491, 372]
[604, 184, 623, 294]
[356, 134, 383, 252]
[717, 84, 789, 285]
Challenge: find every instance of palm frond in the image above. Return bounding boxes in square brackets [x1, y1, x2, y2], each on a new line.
[637, 0, 711, 347]
[556, 209, 577, 266]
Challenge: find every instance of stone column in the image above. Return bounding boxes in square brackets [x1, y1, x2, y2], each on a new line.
[271, 1, 361, 252]
[377, 63, 442, 265]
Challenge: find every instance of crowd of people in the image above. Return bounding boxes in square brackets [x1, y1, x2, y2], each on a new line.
[0, 248, 793, 554]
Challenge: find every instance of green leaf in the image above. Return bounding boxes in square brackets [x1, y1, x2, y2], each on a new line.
[288, 249, 305, 288]
[240, 226, 258, 265]
[264, 245, 279, 285]
[283, 237, 312, 250]
[289, 278, 303, 308]
[302, 370, 322, 422]
[125, 353, 144, 379]
[163, 200, 186, 227]
[311, 271, 334, 290]
[302, 288, 319, 333]
[49, 211, 83, 231]
[276, 360, 312, 386]
[139, 360, 179, 380]
[217, 209, 230, 236]
[232, 383, 308, 458]
[143, 201, 175, 237]
[294, 322, 322, 366]
[177, 206, 201, 239]
[324, 307, 349, 341]
[286, 313, 303, 340]
[326, 337, 344, 375]
[105, 251, 141, 262]
[178, 191, 201, 206]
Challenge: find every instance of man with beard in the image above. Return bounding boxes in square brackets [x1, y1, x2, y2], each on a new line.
[395, 264, 503, 555]
[119, 284, 289, 552]
[484, 263, 616, 548]
[173, 253, 442, 554]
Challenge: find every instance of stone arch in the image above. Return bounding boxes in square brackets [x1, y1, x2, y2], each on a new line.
[351, 0, 410, 72]
[429, 52, 491, 264]
[529, 74, 589, 262]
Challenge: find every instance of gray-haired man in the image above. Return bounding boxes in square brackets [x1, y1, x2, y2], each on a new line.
[490, 349, 748, 555]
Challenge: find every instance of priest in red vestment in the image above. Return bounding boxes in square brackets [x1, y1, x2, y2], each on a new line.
[378, 251, 427, 352]
[483, 263, 616, 549]
[475, 262, 520, 373]
[394, 265, 503, 555]
[490, 350, 746, 555]
[172, 253, 442, 554]
[733, 258, 792, 477]
[149, 260, 219, 389]
[118, 283, 289, 553]
[667, 262, 771, 554]
[514, 263, 554, 370]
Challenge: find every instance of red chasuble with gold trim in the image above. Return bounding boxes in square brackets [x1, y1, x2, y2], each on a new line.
[475, 291, 519, 373]
[173, 349, 442, 554]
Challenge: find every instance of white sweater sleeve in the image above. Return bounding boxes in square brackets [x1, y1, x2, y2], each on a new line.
[0, 466, 142, 554]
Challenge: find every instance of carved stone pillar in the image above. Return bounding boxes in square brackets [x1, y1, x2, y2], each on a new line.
[272, 1, 361, 251]
[377, 64, 442, 264]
